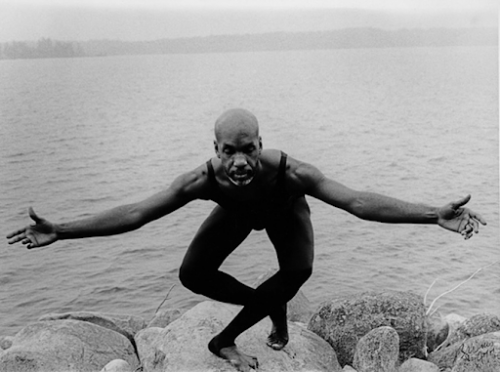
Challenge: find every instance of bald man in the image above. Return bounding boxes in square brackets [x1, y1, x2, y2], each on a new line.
[7, 108, 486, 372]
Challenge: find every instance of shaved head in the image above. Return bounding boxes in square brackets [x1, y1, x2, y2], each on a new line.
[213, 108, 262, 187]
[214, 108, 259, 142]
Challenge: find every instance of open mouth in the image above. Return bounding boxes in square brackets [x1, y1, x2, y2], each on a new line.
[229, 171, 254, 186]
[234, 172, 249, 179]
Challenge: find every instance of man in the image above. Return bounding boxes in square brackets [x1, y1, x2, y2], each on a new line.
[7, 108, 486, 372]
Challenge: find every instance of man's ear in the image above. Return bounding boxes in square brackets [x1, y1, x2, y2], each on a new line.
[214, 140, 221, 158]
[259, 137, 263, 155]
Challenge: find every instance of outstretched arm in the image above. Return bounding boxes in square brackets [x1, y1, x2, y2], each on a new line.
[292, 161, 486, 239]
[7, 168, 208, 249]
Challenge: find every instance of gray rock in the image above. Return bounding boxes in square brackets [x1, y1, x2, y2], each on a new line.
[398, 358, 440, 372]
[427, 313, 466, 352]
[308, 290, 426, 367]
[0, 337, 13, 351]
[100, 359, 133, 372]
[147, 308, 182, 328]
[38, 311, 146, 349]
[428, 313, 500, 371]
[343, 366, 357, 371]
[451, 331, 500, 372]
[426, 313, 467, 353]
[0, 319, 139, 372]
[442, 314, 466, 335]
[426, 342, 461, 372]
[135, 300, 342, 372]
[425, 313, 448, 353]
[352, 326, 399, 372]
[442, 313, 500, 347]
[253, 268, 313, 323]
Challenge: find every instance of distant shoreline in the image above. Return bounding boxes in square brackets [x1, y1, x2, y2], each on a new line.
[0, 27, 496, 60]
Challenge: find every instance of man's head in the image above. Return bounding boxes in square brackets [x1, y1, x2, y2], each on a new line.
[214, 108, 262, 187]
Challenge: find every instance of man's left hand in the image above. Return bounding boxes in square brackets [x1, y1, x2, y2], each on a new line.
[437, 195, 487, 239]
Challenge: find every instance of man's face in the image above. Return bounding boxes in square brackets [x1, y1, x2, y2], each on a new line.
[215, 128, 262, 187]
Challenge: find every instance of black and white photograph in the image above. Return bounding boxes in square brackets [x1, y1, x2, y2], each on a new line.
[1, 0, 498, 371]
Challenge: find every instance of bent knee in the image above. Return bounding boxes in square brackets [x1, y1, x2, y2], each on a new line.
[275, 267, 312, 302]
[283, 267, 312, 288]
[179, 265, 206, 294]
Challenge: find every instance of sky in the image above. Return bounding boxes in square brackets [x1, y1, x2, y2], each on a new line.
[0, 0, 497, 42]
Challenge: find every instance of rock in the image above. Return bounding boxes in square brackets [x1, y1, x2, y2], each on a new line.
[0, 337, 12, 351]
[0, 319, 139, 372]
[308, 290, 426, 367]
[253, 269, 313, 323]
[343, 366, 357, 371]
[430, 313, 467, 351]
[135, 300, 342, 372]
[426, 342, 461, 372]
[427, 314, 500, 371]
[398, 358, 440, 372]
[451, 331, 500, 372]
[100, 359, 132, 372]
[147, 308, 182, 328]
[426, 313, 467, 353]
[442, 313, 500, 347]
[425, 313, 448, 353]
[134, 327, 164, 371]
[443, 313, 466, 334]
[352, 326, 399, 372]
[38, 311, 146, 350]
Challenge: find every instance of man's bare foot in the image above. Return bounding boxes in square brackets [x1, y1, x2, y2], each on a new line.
[266, 323, 289, 350]
[267, 304, 289, 350]
[209, 335, 259, 372]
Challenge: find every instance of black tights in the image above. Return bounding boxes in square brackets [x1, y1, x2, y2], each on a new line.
[179, 265, 312, 344]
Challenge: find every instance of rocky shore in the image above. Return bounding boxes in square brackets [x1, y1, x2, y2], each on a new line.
[1, 272, 499, 372]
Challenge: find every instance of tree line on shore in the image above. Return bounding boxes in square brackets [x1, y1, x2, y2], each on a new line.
[0, 38, 85, 60]
[0, 27, 496, 60]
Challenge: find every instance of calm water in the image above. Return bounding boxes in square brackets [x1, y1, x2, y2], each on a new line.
[1, 47, 498, 336]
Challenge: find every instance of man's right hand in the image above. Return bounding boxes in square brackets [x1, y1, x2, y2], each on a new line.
[6, 207, 58, 249]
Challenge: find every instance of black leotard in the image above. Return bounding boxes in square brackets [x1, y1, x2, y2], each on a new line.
[205, 152, 301, 229]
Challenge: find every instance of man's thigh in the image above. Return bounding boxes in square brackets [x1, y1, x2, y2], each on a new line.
[181, 205, 252, 272]
[265, 196, 314, 271]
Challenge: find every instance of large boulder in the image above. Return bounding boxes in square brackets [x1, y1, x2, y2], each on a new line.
[451, 331, 500, 372]
[0, 320, 139, 372]
[308, 291, 426, 367]
[253, 269, 313, 323]
[38, 311, 147, 349]
[135, 300, 342, 372]
[352, 326, 399, 372]
[147, 308, 183, 328]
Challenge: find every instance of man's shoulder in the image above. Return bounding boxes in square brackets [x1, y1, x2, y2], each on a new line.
[260, 149, 285, 166]
[278, 153, 324, 192]
[173, 163, 212, 199]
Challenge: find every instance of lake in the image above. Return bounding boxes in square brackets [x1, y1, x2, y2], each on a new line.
[0, 46, 498, 336]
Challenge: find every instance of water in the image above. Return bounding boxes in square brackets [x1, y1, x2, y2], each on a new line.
[1, 47, 498, 337]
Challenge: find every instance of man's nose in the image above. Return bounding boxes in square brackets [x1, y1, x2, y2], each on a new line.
[233, 154, 247, 167]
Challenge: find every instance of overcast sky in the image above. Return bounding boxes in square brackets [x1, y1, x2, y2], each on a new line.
[0, 0, 497, 42]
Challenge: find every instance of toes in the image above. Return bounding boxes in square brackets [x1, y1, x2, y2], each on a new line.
[251, 355, 259, 368]
[230, 355, 258, 372]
